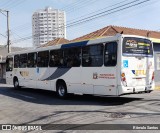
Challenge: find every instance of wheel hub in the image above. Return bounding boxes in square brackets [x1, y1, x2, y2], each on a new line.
[59, 86, 65, 96]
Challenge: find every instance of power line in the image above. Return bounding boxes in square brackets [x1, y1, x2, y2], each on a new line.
[11, 0, 134, 41]
[0, 33, 7, 38]
[73, 0, 158, 35]
[0, 0, 15, 8]
[9, 0, 98, 33]
[6, 0, 26, 9]
[64, 0, 98, 13]
[67, 0, 130, 22]
[10, 0, 139, 36]
[61, 0, 91, 10]
[12, 0, 150, 43]
[4, 0, 98, 40]
[11, 22, 31, 31]
[8, 0, 123, 41]
[0, 0, 26, 9]
[12, 0, 150, 44]
[0, 11, 7, 16]
[67, 0, 150, 28]
[11, 0, 128, 31]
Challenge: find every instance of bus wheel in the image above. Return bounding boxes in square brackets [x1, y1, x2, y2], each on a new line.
[14, 78, 21, 89]
[56, 82, 67, 98]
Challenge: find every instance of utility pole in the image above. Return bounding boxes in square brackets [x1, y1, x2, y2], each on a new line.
[7, 11, 10, 53]
[0, 9, 10, 53]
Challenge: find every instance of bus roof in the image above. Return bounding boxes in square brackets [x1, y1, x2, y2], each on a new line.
[7, 34, 152, 55]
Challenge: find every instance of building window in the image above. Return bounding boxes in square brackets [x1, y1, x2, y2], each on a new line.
[156, 54, 160, 70]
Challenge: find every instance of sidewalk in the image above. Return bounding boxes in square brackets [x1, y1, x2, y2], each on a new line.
[155, 81, 160, 90]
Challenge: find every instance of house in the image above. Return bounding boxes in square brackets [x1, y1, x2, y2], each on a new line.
[41, 38, 70, 47]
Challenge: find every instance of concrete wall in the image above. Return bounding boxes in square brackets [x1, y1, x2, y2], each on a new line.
[153, 43, 160, 82]
[0, 63, 6, 79]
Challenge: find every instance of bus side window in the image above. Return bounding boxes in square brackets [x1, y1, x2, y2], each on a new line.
[28, 53, 37, 68]
[104, 42, 117, 66]
[37, 51, 49, 67]
[82, 44, 103, 67]
[14, 55, 19, 68]
[6, 57, 13, 71]
[64, 47, 81, 67]
[49, 50, 63, 67]
[19, 54, 28, 68]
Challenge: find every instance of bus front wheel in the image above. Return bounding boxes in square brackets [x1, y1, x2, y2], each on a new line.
[56, 81, 67, 98]
[13, 78, 21, 89]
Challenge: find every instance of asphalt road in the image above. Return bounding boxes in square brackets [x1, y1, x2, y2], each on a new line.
[0, 83, 160, 133]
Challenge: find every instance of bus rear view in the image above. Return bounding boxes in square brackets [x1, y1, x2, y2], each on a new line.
[119, 36, 154, 95]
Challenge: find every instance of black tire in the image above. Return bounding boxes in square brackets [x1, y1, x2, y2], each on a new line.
[13, 78, 21, 89]
[56, 82, 67, 98]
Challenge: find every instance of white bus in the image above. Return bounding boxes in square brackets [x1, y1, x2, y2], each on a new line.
[6, 34, 155, 98]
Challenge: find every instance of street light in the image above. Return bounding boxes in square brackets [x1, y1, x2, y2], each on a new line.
[0, 9, 10, 53]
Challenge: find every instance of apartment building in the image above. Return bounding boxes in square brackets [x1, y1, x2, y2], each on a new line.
[32, 7, 66, 47]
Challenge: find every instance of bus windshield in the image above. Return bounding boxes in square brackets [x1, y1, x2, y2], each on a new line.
[122, 37, 153, 57]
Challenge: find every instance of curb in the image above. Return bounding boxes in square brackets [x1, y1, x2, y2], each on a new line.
[155, 86, 160, 90]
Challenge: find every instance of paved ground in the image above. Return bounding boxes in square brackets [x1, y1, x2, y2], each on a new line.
[155, 81, 160, 90]
[0, 83, 160, 133]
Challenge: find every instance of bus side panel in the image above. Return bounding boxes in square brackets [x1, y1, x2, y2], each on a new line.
[91, 67, 117, 95]
[11, 68, 37, 89]
[49, 68, 58, 91]
[6, 71, 13, 85]
[36, 68, 51, 90]
[81, 68, 94, 94]
[61, 67, 82, 94]
[13, 68, 31, 88]
[14, 68, 27, 87]
[22, 68, 37, 89]
[82, 67, 117, 96]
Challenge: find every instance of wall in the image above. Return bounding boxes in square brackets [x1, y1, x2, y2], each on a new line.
[153, 43, 160, 82]
[0, 63, 6, 79]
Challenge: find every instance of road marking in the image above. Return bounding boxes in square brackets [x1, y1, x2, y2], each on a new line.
[12, 93, 36, 99]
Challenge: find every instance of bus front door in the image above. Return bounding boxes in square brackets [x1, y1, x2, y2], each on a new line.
[6, 57, 13, 85]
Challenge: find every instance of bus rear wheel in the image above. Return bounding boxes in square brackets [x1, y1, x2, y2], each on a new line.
[56, 82, 67, 98]
[13, 78, 21, 89]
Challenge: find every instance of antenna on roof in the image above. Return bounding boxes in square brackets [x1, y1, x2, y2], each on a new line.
[147, 31, 150, 37]
[120, 31, 123, 34]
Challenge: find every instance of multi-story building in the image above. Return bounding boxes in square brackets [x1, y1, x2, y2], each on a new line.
[32, 7, 66, 47]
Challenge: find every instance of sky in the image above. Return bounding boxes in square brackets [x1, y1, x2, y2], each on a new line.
[0, 0, 160, 48]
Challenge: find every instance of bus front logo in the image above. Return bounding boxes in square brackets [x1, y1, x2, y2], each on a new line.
[93, 73, 98, 79]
